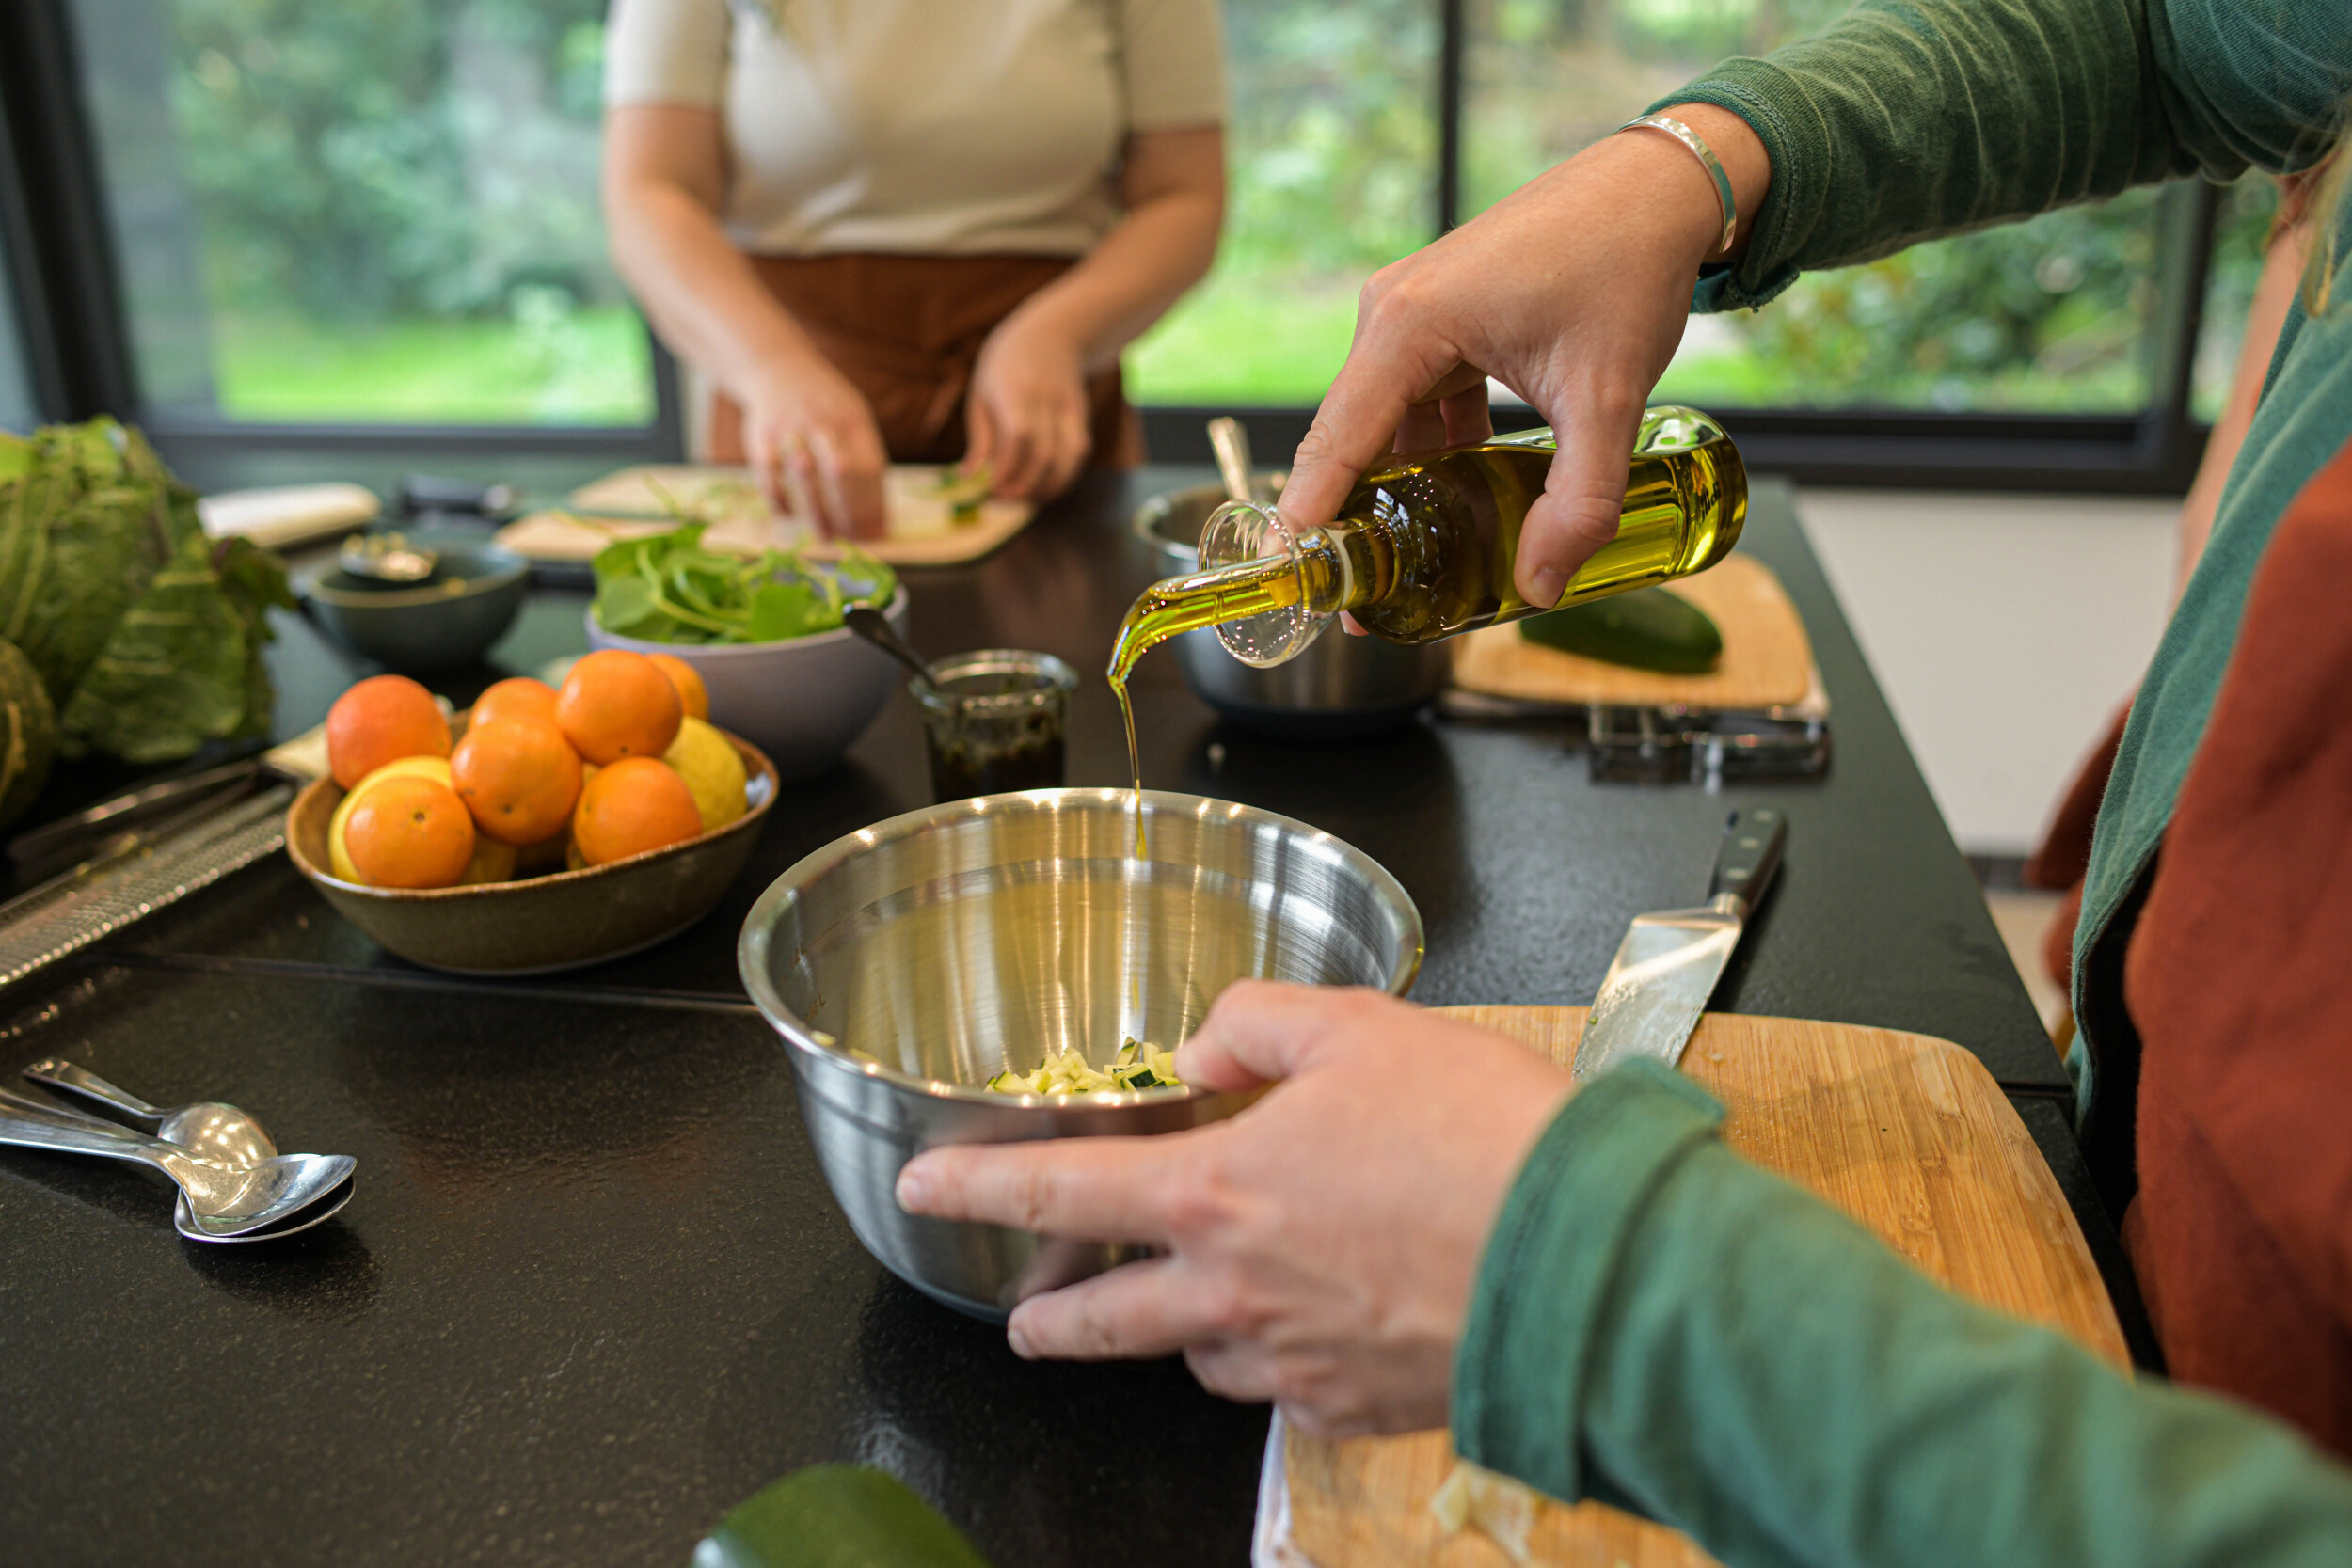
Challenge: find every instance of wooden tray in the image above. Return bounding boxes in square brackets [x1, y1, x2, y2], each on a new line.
[1278, 1006, 2125, 1568]
[1450, 556, 1816, 711]
[495, 464, 1034, 567]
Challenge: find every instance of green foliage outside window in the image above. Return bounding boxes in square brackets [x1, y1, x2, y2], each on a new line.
[108, 0, 2255, 428]
[158, 0, 649, 422]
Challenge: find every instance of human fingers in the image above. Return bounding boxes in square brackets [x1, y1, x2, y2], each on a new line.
[896, 1132, 1186, 1243]
[961, 395, 998, 481]
[775, 432, 818, 528]
[1173, 981, 1402, 1091]
[747, 422, 790, 515]
[1516, 392, 1645, 607]
[1004, 1254, 1231, 1361]
[1279, 274, 1474, 528]
[989, 403, 1042, 499]
[1032, 395, 1090, 499]
[1440, 381, 1494, 447]
[1391, 398, 1450, 454]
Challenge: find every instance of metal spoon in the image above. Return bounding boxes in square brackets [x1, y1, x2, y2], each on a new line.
[1207, 416, 1255, 505]
[23, 1058, 279, 1169]
[338, 531, 438, 584]
[845, 605, 935, 689]
[0, 1099, 353, 1242]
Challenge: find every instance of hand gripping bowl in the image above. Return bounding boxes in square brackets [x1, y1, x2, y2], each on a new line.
[739, 788, 1423, 1319]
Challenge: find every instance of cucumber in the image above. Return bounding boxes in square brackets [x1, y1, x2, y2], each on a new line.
[700, 1465, 995, 1568]
[1516, 586, 1722, 674]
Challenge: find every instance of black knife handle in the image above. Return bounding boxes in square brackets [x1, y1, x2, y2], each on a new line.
[1708, 808, 1787, 911]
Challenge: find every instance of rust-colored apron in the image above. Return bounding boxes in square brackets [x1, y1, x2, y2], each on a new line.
[707, 253, 1144, 469]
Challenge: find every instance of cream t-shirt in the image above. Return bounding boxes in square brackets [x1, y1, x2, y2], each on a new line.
[604, 0, 1226, 256]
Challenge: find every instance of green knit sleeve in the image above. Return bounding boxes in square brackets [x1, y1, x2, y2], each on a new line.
[1647, 0, 2352, 310]
[1454, 1059, 2352, 1568]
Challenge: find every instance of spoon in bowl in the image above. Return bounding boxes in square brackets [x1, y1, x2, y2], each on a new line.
[0, 1093, 353, 1242]
[845, 605, 936, 689]
[339, 531, 439, 585]
[22, 1058, 279, 1169]
[1207, 416, 1255, 505]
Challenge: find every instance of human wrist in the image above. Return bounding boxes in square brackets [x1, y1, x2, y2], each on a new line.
[1451, 1061, 1724, 1498]
[1646, 101, 1771, 261]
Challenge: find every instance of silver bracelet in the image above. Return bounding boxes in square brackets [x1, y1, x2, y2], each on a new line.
[1620, 113, 1739, 256]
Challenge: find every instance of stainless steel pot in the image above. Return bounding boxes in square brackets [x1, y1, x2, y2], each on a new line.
[1133, 478, 1452, 738]
[739, 787, 1423, 1319]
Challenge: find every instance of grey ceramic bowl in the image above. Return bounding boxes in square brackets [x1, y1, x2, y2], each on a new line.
[585, 588, 909, 784]
[299, 536, 530, 674]
[287, 719, 778, 974]
[1133, 478, 1451, 738]
[738, 786, 1423, 1319]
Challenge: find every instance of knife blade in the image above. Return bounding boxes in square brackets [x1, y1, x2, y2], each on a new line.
[1570, 807, 1786, 1082]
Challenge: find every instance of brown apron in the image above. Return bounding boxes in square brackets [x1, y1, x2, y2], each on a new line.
[707, 252, 1144, 469]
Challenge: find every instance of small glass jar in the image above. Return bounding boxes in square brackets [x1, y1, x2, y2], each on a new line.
[914, 650, 1079, 801]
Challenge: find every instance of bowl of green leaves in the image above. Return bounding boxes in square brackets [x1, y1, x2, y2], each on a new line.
[586, 524, 906, 782]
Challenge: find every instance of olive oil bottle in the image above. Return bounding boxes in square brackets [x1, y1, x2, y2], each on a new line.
[1105, 406, 1747, 808]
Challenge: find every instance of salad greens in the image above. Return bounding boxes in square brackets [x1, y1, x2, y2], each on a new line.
[589, 523, 898, 645]
[0, 418, 292, 765]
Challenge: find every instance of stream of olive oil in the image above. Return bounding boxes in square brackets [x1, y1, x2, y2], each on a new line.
[1106, 551, 1312, 854]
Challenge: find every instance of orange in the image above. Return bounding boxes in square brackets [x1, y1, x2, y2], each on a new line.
[450, 719, 582, 846]
[571, 757, 703, 866]
[556, 650, 683, 765]
[469, 676, 560, 732]
[326, 675, 449, 790]
[645, 653, 709, 721]
[343, 776, 476, 888]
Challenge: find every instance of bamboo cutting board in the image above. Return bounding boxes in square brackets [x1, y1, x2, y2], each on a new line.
[1278, 1006, 2125, 1568]
[495, 464, 1035, 567]
[1450, 555, 1816, 710]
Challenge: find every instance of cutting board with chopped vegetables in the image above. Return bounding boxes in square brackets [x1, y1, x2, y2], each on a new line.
[494, 464, 1034, 568]
[1450, 555, 1815, 710]
[1274, 1006, 2126, 1568]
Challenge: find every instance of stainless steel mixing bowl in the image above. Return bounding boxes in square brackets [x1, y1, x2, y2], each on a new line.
[739, 787, 1423, 1319]
[1134, 478, 1453, 738]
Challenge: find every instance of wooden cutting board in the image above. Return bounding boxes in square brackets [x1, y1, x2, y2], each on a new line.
[1450, 556, 1816, 711]
[1280, 1006, 2125, 1568]
[494, 464, 1034, 567]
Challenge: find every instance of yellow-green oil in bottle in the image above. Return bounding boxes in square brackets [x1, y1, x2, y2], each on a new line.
[1106, 406, 1747, 829]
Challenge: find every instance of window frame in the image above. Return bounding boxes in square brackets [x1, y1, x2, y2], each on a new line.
[0, 0, 683, 463]
[8, 0, 2223, 490]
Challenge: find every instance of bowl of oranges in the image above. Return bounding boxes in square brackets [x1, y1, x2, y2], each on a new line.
[284, 648, 777, 974]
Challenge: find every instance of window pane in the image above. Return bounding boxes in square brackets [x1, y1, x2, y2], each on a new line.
[2191, 173, 2281, 423]
[0, 236, 34, 434]
[1125, 0, 1439, 406]
[68, 0, 654, 426]
[1464, 0, 2160, 413]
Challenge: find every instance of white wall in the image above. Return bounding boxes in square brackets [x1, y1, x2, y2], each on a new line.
[1797, 489, 2179, 856]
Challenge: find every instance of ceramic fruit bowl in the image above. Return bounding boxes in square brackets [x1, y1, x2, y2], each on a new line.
[286, 717, 777, 975]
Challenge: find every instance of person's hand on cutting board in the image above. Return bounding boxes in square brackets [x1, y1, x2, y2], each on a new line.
[735, 353, 891, 541]
[896, 982, 1574, 1437]
[1279, 102, 1767, 610]
[963, 309, 1093, 505]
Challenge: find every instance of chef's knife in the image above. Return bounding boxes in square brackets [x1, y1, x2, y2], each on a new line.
[1570, 807, 1786, 1082]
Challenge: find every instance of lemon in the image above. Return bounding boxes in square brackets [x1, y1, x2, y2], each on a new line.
[457, 837, 517, 885]
[511, 833, 570, 876]
[328, 755, 454, 882]
[661, 717, 748, 832]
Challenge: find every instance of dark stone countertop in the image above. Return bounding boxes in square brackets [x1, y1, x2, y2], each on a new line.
[0, 467, 2111, 1566]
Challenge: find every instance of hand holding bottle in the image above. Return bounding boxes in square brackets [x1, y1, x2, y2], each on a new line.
[1279, 103, 1769, 609]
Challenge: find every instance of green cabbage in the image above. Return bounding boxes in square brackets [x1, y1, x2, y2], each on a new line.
[0, 420, 293, 765]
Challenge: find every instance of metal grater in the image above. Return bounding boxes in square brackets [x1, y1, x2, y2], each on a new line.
[0, 784, 293, 991]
